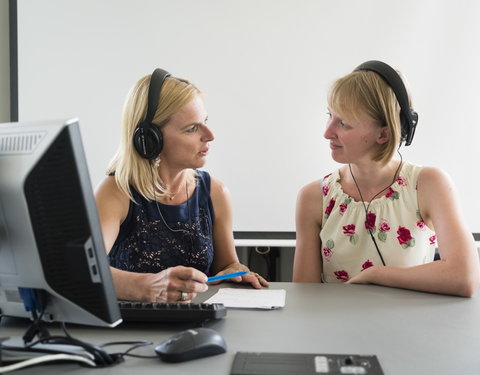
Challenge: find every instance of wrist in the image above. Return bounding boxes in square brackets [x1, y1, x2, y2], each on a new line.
[119, 270, 153, 301]
[365, 265, 383, 284]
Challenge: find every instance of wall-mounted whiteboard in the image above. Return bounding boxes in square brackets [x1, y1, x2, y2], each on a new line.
[15, 0, 480, 234]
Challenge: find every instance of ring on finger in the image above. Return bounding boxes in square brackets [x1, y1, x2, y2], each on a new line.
[180, 291, 189, 301]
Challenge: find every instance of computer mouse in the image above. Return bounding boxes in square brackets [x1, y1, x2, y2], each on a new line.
[154, 327, 227, 363]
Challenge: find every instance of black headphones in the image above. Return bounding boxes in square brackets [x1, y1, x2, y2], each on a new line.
[133, 68, 171, 159]
[353, 60, 418, 146]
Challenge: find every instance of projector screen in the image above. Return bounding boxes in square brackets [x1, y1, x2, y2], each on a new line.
[13, 0, 480, 235]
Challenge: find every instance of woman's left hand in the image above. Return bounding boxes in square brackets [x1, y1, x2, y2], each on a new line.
[212, 263, 269, 288]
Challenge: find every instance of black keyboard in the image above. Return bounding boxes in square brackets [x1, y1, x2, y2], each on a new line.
[118, 301, 227, 323]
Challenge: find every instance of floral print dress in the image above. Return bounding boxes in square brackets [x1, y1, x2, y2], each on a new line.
[320, 162, 436, 283]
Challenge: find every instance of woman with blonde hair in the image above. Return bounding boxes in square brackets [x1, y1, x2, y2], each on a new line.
[96, 68, 268, 302]
[293, 60, 479, 296]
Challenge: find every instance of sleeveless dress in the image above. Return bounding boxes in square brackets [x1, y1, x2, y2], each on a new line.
[320, 162, 436, 283]
[108, 170, 214, 274]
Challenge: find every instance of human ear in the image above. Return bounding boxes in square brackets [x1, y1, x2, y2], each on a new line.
[377, 126, 390, 144]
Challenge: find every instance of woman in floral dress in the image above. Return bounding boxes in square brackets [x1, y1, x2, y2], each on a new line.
[293, 61, 479, 296]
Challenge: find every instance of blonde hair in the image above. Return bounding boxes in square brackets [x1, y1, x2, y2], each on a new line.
[107, 73, 200, 201]
[328, 70, 411, 164]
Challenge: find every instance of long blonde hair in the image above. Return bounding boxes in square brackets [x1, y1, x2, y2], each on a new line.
[107, 73, 200, 201]
[328, 70, 411, 164]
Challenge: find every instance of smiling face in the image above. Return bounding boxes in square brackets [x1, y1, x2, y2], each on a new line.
[159, 95, 214, 170]
[324, 107, 388, 165]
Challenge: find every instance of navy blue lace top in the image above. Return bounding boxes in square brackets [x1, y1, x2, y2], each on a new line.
[108, 170, 215, 274]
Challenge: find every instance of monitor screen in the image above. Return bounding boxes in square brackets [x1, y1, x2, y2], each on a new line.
[0, 118, 121, 327]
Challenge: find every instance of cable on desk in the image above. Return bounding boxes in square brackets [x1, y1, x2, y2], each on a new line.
[101, 340, 156, 359]
[2, 302, 156, 370]
[5, 301, 124, 367]
[1, 315, 122, 367]
[0, 353, 96, 372]
[26, 334, 123, 366]
[0, 323, 158, 370]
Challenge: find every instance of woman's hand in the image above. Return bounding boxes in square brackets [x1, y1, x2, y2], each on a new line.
[346, 266, 378, 285]
[140, 265, 209, 303]
[211, 263, 269, 289]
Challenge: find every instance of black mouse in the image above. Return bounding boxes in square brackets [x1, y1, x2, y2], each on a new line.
[154, 327, 227, 363]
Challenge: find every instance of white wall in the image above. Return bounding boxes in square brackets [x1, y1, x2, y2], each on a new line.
[13, 0, 480, 234]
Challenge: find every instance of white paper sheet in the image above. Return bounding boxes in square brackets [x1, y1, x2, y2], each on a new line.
[204, 288, 286, 309]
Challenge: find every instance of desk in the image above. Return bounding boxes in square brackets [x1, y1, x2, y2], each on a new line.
[1, 283, 479, 374]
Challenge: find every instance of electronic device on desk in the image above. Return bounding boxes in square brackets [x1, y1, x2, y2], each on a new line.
[118, 301, 227, 323]
[231, 352, 384, 375]
[155, 327, 227, 362]
[0, 119, 122, 367]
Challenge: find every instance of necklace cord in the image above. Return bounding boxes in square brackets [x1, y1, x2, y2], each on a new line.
[150, 166, 192, 236]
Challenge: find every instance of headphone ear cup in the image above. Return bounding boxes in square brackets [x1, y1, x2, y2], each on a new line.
[132, 68, 170, 159]
[399, 112, 410, 141]
[133, 122, 163, 160]
[404, 110, 418, 146]
[410, 109, 418, 126]
[399, 109, 418, 145]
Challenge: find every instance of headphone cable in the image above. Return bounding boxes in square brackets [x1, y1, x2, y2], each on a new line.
[348, 148, 404, 266]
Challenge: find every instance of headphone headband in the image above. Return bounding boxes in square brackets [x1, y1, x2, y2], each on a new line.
[353, 60, 417, 146]
[145, 68, 171, 125]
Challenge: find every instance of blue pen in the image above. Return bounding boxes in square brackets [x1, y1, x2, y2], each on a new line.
[207, 271, 248, 283]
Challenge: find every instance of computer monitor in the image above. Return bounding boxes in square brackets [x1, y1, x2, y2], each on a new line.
[0, 118, 121, 328]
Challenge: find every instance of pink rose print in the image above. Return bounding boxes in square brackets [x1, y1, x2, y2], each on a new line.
[395, 176, 407, 186]
[343, 224, 358, 244]
[365, 212, 376, 230]
[322, 183, 330, 196]
[362, 260, 374, 270]
[339, 198, 351, 215]
[323, 173, 332, 179]
[379, 219, 390, 232]
[377, 219, 390, 242]
[397, 226, 415, 248]
[385, 188, 399, 200]
[324, 198, 335, 217]
[334, 270, 349, 282]
[324, 239, 335, 260]
[429, 235, 437, 245]
[397, 226, 412, 244]
[323, 247, 333, 260]
[343, 224, 356, 236]
[416, 220, 426, 230]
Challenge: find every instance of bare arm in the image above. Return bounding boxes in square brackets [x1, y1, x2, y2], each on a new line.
[94, 176, 129, 255]
[209, 177, 268, 288]
[94, 176, 208, 301]
[293, 180, 324, 282]
[348, 167, 480, 297]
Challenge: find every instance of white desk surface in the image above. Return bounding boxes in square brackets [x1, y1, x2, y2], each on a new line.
[1, 282, 479, 374]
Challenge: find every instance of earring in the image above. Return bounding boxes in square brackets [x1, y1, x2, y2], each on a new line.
[154, 157, 161, 168]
